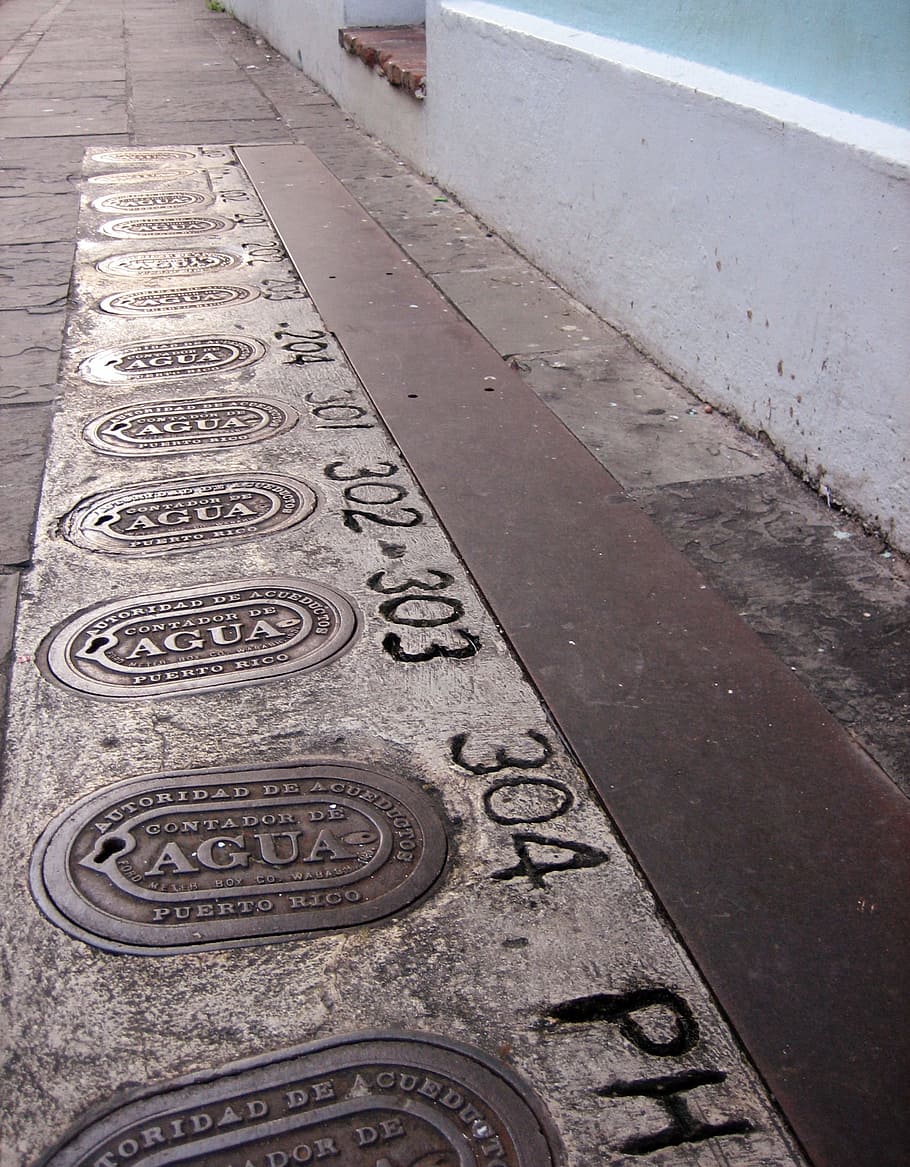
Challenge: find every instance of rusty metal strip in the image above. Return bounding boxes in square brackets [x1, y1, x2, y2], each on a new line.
[237, 143, 910, 1167]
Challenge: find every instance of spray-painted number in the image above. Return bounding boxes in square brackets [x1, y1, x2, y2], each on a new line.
[324, 463, 421, 530]
[367, 568, 481, 663]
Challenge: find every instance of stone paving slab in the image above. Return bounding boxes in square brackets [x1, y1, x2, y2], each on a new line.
[1, 304, 66, 344]
[0, 96, 125, 120]
[432, 264, 617, 357]
[0, 193, 77, 242]
[276, 102, 361, 131]
[3, 63, 127, 83]
[0, 143, 126, 198]
[128, 85, 278, 123]
[341, 171, 480, 231]
[0, 350, 61, 404]
[0, 243, 72, 310]
[0, 112, 127, 137]
[127, 58, 236, 78]
[1, 80, 127, 99]
[0, 144, 806, 1167]
[24, 48, 124, 67]
[285, 126, 411, 180]
[131, 120, 291, 146]
[520, 342, 770, 488]
[0, 402, 52, 565]
[349, 198, 526, 274]
[0, 308, 65, 404]
[244, 69, 336, 105]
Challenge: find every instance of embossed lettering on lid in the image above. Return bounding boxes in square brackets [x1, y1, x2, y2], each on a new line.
[96, 249, 243, 277]
[31, 762, 448, 954]
[80, 336, 266, 384]
[62, 473, 318, 555]
[33, 1031, 561, 1165]
[98, 285, 258, 317]
[83, 396, 298, 457]
[90, 148, 197, 164]
[37, 577, 360, 698]
[100, 215, 229, 238]
[91, 190, 210, 214]
[87, 168, 196, 185]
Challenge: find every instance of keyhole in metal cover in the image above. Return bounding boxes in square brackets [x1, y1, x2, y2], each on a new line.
[93, 836, 126, 863]
[93, 515, 115, 526]
[82, 637, 108, 655]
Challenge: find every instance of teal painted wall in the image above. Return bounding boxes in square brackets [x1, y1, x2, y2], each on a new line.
[494, 1, 910, 127]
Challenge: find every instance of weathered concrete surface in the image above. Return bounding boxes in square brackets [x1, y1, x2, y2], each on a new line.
[519, 342, 769, 489]
[130, 118, 291, 146]
[344, 172, 528, 275]
[0, 146, 804, 1167]
[0, 97, 128, 138]
[0, 5, 907, 1167]
[632, 472, 910, 791]
[432, 264, 616, 358]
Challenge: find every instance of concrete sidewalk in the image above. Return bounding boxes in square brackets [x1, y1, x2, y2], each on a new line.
[0, 2, 908, 1166]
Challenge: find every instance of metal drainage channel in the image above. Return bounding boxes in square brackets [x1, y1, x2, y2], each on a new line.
[2, 145, 804, 1167]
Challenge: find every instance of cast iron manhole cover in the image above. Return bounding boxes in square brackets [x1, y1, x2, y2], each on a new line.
[34, 1031, 560, 1165]
[87, 168, 195, 185]
[96, 249, 243, 277]
[92, 190, 210, 213]
[80, 336, 266, 384]
[100, 215, 230, 238]
[97, 285, 258, 316]
[90, 149, 197, 164]
[31, 762, 448, 954]
[83, 396, 298, 456]
[61, 473, 318, 555]
[37, 577, 360, 698]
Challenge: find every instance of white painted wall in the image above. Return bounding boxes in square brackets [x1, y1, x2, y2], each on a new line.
[345, 1, 424, 24]
[425, 1, 910, 548]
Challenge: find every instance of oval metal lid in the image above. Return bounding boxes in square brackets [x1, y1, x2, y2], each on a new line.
[96, 249, 244, 277]
[60, 473, 319, 555]
[90, 149, 197, 164]
[99, 214, 230, 238]
[97, 284, 258, 316]
[36, 577, 361, 699]
[91, 190, 210, 213]
[81, 395, 298, 457]
[30, 761, 449, 954]
[34, 1030, 562, 1166]
[87, 168, 197, 184]
[80, 336, 266, 384]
